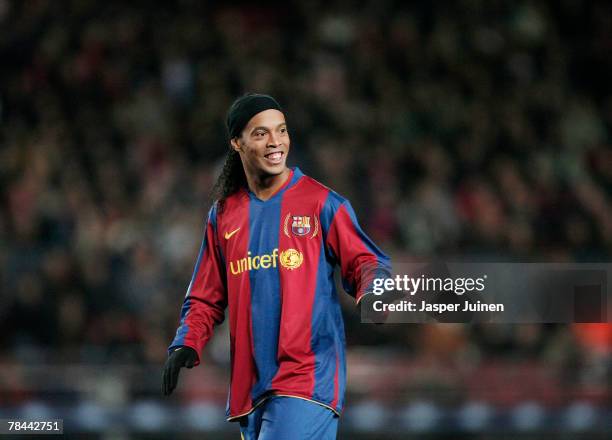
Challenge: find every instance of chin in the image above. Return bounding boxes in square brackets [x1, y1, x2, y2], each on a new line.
[259, 162, 287, 176]
[262, 168, 285, 177]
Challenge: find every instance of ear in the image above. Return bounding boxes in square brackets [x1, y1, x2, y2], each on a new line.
[230, 137, 242, 152]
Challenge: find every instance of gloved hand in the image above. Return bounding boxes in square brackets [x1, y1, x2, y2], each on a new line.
[162, 346, 199, 396]
[359, 292, 392, 324]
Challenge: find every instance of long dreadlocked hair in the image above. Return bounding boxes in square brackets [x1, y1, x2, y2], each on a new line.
[211, 147, 246, 211]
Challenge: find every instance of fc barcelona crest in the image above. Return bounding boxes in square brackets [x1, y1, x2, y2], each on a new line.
[292, 216, 310, 236]
[283, 213, 319, 239]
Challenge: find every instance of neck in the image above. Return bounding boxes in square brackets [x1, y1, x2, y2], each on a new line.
[245, 167, 291, 201]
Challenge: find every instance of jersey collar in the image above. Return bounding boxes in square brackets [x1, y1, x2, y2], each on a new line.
[247, 167, 303, 202]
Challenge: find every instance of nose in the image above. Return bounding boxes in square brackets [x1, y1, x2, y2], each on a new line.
[267, 131, 283, 148]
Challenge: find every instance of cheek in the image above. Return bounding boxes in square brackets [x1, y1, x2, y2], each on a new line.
[246, 144, 265, 159]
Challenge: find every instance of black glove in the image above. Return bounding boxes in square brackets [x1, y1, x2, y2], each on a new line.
[359, 291, 397, 324]
[162, 346, 199, 396]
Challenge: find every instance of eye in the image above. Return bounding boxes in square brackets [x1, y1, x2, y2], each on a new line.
[280, 127, 288, 134]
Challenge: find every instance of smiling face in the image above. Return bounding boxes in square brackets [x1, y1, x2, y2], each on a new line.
[230, 109, 290, 179]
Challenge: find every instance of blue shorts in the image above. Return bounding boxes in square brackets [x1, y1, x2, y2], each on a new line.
[238, 396, 338, 440]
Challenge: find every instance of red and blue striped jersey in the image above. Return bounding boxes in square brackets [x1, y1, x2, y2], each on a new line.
[169, 167, 391, 420]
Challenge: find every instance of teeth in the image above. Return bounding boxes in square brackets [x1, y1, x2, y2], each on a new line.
[266, 152, 282, 160]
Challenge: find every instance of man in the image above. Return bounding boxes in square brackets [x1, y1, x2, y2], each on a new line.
[163, 93, 391, 439]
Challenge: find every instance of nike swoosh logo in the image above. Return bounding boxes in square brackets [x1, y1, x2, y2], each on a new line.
[224, 227, 241, 240]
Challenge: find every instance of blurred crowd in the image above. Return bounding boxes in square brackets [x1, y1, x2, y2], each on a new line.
[1, 0, 611, 399]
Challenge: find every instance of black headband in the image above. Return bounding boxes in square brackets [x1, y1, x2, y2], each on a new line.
[226, 93, 283, 139]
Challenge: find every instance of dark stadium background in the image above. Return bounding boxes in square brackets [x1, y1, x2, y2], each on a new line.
[1, 1, 611, 439]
